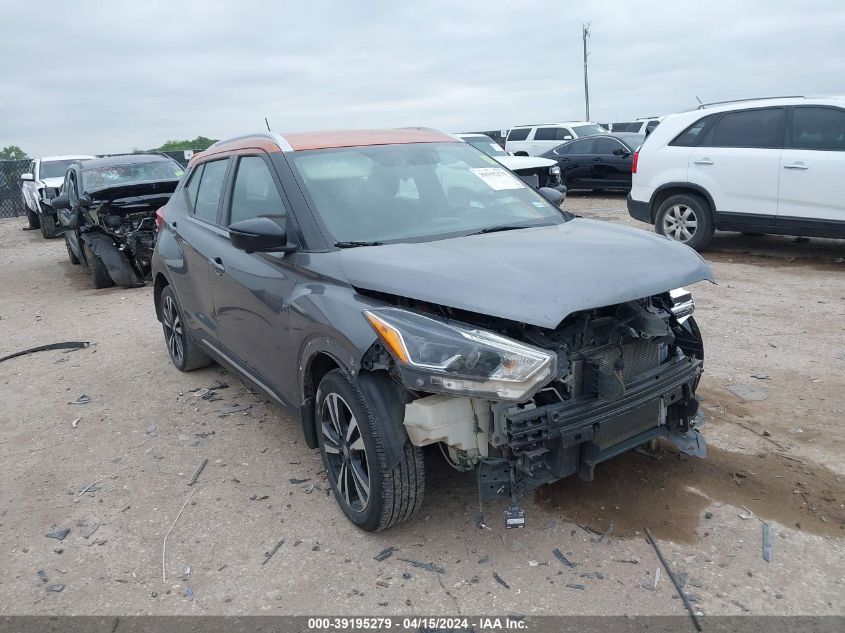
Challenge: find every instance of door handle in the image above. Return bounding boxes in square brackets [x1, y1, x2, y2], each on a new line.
[209, 257, 225, 275]
[783, 163, 809, 170]
[693, 159, 714, 165]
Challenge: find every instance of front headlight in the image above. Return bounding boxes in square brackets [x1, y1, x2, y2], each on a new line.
[364, 307, 555, 401]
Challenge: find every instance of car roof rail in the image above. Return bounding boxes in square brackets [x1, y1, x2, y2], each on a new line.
[697, 95, 805, 109]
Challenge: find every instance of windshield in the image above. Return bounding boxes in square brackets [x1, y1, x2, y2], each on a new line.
[572, 124, 607, 137]
[462, 136, 508, 157]
[290, 142, 566, 244]
[82, 160, 184, 191]
[40, 160, 76, 179]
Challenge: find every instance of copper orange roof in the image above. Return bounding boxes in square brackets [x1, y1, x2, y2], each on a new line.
[283, 128, 455, 151]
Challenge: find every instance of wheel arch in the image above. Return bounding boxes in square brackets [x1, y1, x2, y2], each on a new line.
[650, 183, 716, 223]
[153, 272, 170, 322]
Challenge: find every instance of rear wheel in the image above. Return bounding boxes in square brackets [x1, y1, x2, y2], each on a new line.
[83, 242, 114, 289]
[316, 369, 425, 531]
[40, 214, 58, 239]
[160, 285, 212, 371]
[655, 193, 714, 251]
[26, 208, 40, 229]
[65, 235, 79, 265]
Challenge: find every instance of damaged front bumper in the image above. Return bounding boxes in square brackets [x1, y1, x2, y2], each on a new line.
[479, 353, 703, 500]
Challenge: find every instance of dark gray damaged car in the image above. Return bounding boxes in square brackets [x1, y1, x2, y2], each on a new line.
[152, 129, 713, 531]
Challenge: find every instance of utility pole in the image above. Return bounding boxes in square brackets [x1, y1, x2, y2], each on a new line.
[582, 22, 591, 121]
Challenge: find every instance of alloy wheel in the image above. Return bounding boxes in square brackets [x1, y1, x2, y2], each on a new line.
[162, 295, 184, 364]
[321, 392, 370, 512]
[662, 203, 698, 243]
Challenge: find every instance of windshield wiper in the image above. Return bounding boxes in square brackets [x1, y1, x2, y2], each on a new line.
[467, 224, 550, 236]
[334, 240, 384, 248]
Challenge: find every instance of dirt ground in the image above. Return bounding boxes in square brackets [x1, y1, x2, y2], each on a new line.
[1, 195, 843, 618]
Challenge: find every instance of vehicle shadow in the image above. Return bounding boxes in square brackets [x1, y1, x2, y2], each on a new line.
[705, 232, 845, 265]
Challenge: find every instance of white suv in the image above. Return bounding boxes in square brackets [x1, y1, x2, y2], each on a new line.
[21, 155, 95, 238]
[504, 122, 606, 156]
[627, 97, 845, 250]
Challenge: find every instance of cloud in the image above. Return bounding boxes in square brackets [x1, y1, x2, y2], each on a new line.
[1, 0, 843, 155]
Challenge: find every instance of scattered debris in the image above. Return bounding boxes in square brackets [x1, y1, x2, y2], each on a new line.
[79, 523, 100, 539]
[751, 374, 770, 380]
[78, 464, 129, 496]
[397, 558, 444, 574]
[289, 478, 310, 485]
[477, 556, 490, 565]
[402, 572, 412, 580]
[162, 488, 196, 582]
[46, 528, 70, 541]
[249, 494, 269, 501]
[68, 395, 92, 405]
[45, 584, 64, 593]
[727, 384, 768, 402]
[704, 511, 713, 520]
[738, 505, 755, 520]
[598, 523, 615, 542]
[733, 599, 750, 613]
[37, 570, 48, 583]
[579, 572, 605, 579]
[188, 458, 208, 486]
[493, 572, 510, 589]
[71, 418, 80, 429]
[552, 548, 576, 568]
[262, 539, 285, 566]
[645, 527, 702, 632]
[565, 583, 586, 590]
[373, 546, 395, 562]
[762, 522, 773, 562]
[217, 404, 251, 415]
[612, 558, 640, 564]
[0, 341, 89, 363]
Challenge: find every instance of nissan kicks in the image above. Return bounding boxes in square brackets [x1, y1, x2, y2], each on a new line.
[152, 128, 713, 531]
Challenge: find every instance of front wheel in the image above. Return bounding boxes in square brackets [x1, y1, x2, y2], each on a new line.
[40, 214, 58, 239]
[654, 193, 714, 251]
[65, 234, 80, 265]
[83, 242, 115, 289]
[316, 369, 425, 531]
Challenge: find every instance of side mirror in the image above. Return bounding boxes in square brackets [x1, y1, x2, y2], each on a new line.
[229, 216, 297, 254]
[613, 148, 630, 157]
[20, 173, 34, 182]
[50, 194, 71, 209]
[513, 151, 529, 157]
[539, 186, 566, 207]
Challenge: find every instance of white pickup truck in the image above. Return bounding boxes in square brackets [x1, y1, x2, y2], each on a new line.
[20, 155, 95, 238]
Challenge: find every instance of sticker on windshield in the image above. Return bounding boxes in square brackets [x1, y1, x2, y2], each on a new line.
[478, 154, 498, 166]
[470, 167, 525, 191]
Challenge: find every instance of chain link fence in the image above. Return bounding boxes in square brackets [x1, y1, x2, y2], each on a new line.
[0, 151, 199, 219]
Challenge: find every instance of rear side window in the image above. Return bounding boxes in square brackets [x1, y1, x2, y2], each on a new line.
[670, 114, 717, 147]
[593, 138, 624, 154]
[645, 120, 660, 134]
[192, 159, 228, 223]
[791, 107, 845, 151]
[710, 107, 785, 149]
[228, 156, 286, 225]
[507, 128, 530, 141]
[184, 165, 203, 209]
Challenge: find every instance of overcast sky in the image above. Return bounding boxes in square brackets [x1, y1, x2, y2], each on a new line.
[2, 0, 844, 156]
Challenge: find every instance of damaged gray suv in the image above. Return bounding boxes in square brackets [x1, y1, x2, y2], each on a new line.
[152, 128, 713, 531]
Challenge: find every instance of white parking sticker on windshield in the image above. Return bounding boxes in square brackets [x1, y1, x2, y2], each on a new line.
[470, 167, 525, 191]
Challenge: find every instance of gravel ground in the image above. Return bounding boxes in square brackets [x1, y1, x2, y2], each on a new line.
[0, 196, 843, 617]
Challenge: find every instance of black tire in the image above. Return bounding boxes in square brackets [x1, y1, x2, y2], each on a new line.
[82, 242, 115, 289]
[40, 214, 58, 239]
[26, 208, 40, 229]
[316, 369, 425, 531]
[160, 285, 212, 371]
[654, 193, 714, 251]
[65, 235, 80, 265]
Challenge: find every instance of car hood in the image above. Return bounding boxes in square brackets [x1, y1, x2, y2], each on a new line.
[40, 177, 65, 188]
[85, 179, 180, 202]
[337, 219, 714, 328]
[495, 155, 557, 170]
